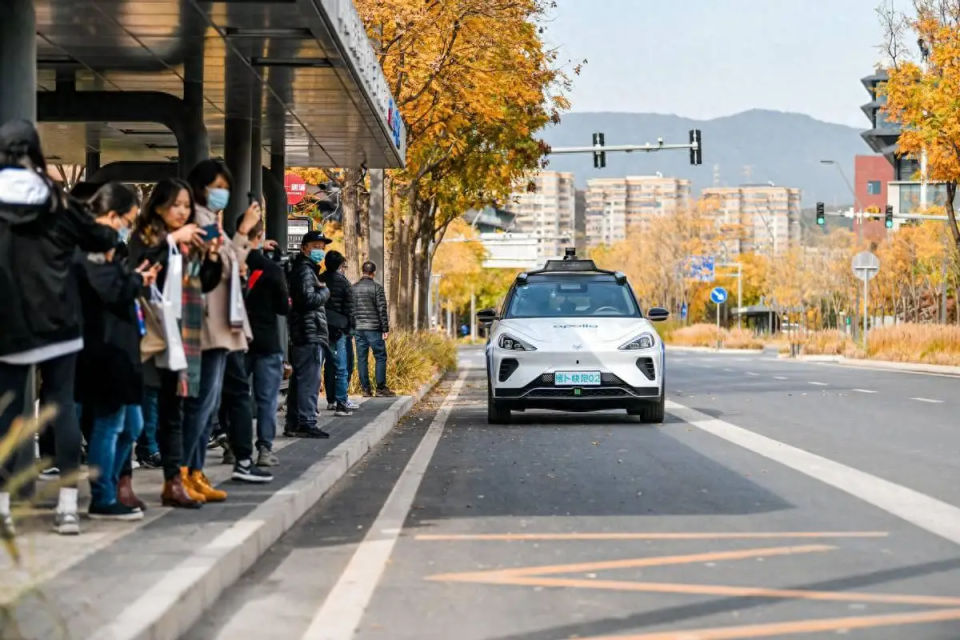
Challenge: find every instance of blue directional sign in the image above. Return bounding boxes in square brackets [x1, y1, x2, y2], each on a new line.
[686, 255, 715, 282]
[710, 287, 728, 305]
[680, 302, 688, 321]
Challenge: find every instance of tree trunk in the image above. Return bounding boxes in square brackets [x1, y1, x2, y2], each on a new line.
[358, 185, 370, 263]
[341, 168, 361, 283]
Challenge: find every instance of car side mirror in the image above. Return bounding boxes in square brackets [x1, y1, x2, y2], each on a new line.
[476, 308, 498, 326]
[647, 307, 670, 322]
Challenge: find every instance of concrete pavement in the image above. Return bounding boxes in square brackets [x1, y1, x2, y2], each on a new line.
[190, 348, 960, 640]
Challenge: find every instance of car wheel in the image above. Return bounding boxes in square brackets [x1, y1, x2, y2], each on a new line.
[486, 371, 511, 425]
[629, 390, 665, 424]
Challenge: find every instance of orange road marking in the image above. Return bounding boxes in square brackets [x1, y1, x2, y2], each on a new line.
[580, 607, 960, 639]
[415, 531, 889, 542]
[430, 545, 836, 580]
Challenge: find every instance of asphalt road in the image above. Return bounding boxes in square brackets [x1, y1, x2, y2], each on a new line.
[188, 347, 960, 640]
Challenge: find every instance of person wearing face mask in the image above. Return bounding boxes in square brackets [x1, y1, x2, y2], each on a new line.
[73, 183, 161, 521]
[285, 230, 332, 439]
[319, 250, 358, 417]
[0, 120, 118, 535]
[181, 160, 270, 496]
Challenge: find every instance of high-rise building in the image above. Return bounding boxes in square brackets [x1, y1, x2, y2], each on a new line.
[584, 175, 691, 247]
[509, 171, 576, 259]
[701, 185, 802, 258]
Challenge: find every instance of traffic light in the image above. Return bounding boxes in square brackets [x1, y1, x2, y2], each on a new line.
[885, 205, 894, 229]
[689, 129, 702, 166]
[592, 132, 606, 169]
[816, 202, 825, 226]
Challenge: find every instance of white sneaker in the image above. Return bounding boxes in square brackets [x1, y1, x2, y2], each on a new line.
[54, 510, 80, 535]
[345, 400, 360, 410]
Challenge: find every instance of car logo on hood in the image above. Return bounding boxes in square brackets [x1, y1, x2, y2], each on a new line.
[572, 344, 583, 350]
[554, 324, 598, 329]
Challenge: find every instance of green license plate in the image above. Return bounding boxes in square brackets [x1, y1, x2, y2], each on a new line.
[554, 371, 601, 386]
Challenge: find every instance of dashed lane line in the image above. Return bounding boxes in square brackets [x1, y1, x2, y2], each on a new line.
[774, 376, 788, 380]
[912, 397, 944, 404]
[809, 381, 828, 386]
[853, 389, 877, 394]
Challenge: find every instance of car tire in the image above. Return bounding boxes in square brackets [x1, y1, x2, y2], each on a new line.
[629, 390, 665, 424]
[486, 370, 511, 425]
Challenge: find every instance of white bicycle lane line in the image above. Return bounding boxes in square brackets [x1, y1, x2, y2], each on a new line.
[667, 400, 960, 547]
[300, 371, 469, 640]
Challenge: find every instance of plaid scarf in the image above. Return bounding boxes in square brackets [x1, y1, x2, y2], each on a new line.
[177, 251, 204, 398]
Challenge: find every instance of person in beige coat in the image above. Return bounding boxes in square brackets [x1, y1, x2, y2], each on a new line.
[177, 160, 261, 503]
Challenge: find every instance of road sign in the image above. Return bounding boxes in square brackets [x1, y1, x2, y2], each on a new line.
[851, 251, 880, 281]
[284, 173, 307, 206]
[287, 216, 311, 252]
[710, 287, 728, 304]
[687, 255, 715, 282]
[680, 302, 688, 321]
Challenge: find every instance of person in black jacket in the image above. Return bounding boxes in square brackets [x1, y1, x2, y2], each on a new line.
[74, 183, 161, 521]
[352, 261, 395, 397]
[243, 219, 289, 466]
[0, 120, 118, 536]
[319, 251, 357, 417]
[285, 231, 331, 439]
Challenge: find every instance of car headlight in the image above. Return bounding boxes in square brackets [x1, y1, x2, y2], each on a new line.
[619, 332, 656, 351]
[498, 334, 536, 351]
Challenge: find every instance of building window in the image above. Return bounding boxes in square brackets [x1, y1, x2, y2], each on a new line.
[867, 181, 882, 195]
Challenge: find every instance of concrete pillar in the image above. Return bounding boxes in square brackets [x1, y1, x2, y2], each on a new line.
[223, 52, 252, 236]
[180, 53, 209, 177]
[268, 152, 287, 248]
[368, 169, 385, 285]
[85, 123, 101, 179]
[250, 80, 263, 198]
[0, 0, 37, 123]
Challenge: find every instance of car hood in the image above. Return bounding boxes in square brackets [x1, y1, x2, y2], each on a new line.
[497, 317, 655, 346]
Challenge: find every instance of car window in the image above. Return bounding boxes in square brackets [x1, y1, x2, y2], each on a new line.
[504, 280, 640, 318]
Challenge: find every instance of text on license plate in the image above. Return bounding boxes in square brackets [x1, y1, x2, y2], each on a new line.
[554, 371, 601, 386]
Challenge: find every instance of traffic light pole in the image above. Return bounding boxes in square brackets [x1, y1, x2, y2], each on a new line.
[549, 130, 703, 167]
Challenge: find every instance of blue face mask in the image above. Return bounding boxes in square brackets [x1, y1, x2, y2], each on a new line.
[207, 188, 230, 212]
[309, 249, 325, 264]
[118, 226, 131, 243]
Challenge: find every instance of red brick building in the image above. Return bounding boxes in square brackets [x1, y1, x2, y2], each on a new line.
[854, 155, 893, 244]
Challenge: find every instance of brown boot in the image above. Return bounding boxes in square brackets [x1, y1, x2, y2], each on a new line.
[117, 475, 147, 511]
[190, 471, 228, 502]
[180, 467, 207, 504]
[161, 475, 202, 509]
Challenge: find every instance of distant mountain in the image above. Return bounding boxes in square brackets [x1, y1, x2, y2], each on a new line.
[540, 110, 871, 206]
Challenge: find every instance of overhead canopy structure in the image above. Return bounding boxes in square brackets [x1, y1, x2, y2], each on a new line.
[21, 0, 405, 169]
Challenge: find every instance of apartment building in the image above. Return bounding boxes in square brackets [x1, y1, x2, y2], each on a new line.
[509, 171, 576, 259]
[701, 185, 802, 258]
[584, 175, 691, 247]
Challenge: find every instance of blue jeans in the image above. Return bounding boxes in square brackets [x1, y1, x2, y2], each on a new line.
[87, 405, 144, 507]
[325, 334, 350, 405]
[181, 349, 228, 471]
[248, 353, 283, 450]
[355, 330, 388, 390]
[137, 386, 160, 457]
[288, 343, 324, 431]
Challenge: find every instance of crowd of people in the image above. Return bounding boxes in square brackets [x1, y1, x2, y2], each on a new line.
[0, 120, 394, 535]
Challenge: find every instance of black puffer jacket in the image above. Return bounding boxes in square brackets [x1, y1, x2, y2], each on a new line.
[352, 276, 389, 333]
[318, 269, 355, 342]
[287, 253, 331, 347]
[0, 165, 118, 359]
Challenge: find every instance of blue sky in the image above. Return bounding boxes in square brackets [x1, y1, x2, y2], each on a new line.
[544, 0, 910, 127]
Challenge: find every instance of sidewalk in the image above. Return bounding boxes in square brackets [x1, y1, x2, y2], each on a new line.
[0, 374, 441, 640]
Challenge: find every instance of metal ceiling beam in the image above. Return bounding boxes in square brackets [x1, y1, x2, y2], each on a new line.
[90, 161, 178, 183]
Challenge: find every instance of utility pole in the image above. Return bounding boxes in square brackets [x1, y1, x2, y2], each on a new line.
[549, 131, 703, 165]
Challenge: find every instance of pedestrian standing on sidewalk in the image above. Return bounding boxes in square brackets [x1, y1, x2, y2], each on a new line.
[129, 178, 222, 509]
[0, 121, 119, 536]
[74, 182, 158, 521]
[244, 219, 290, 466]
[320, 251, 357, 416]
[352, 261, 395, 397]
[285, 231, 331, 439]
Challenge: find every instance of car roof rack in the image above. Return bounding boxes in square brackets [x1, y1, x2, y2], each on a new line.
[518, 247, 627, 283]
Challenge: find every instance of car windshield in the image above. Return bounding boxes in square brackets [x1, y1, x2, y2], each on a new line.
[504, 279, 640, 318]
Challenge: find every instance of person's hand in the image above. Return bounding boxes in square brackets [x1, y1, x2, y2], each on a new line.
[104, 248, 116, 262]
[206, 236, 223, 261]
[238, 201, 262, 235]
[263, 239, 278, 251]
[136, 260, 162, 287]
[170, 223, 206, 248]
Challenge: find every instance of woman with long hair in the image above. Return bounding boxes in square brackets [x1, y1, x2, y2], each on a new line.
[0, 120, 118, 535]
[128, 178, 222, 508]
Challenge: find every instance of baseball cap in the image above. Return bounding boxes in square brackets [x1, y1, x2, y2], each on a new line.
[301, 230, 332, 246]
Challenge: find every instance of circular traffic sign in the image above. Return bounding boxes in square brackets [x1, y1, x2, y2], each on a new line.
[851, 251, 881, 281]
[710, 287, 728, 304]
[284, 173, 307, 206]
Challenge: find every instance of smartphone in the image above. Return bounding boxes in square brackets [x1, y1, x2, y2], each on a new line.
[201, 223, 221, 241]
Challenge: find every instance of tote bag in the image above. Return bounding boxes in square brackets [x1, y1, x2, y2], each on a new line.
[139, 286, 166, 363]
[165, 237, 183, 320]
[155, 275, 187, 372]
[228, 257, 246, 329]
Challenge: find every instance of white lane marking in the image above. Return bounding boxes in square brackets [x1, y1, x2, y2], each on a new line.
[745, 372, 759, 377]
[774, 376, 788, 381]
[852, 389, 877, 394]
[300, 372, 468, 640]
[809, 382, 828, 386]
[723, 368, 735, 372]
[667, 401, 960, 547]
[912, 397, 944, 404]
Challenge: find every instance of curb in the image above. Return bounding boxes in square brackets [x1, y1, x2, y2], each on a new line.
[781, 355, 960, 377]
[99, 371, 446, 640]
[667, 346, 764, 355]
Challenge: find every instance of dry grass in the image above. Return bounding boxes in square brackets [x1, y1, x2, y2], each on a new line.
[801, 324, 960, 365]
[666, 324, 765, 350]
[347, 330, 458, 395]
